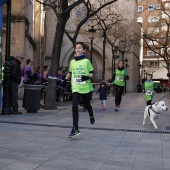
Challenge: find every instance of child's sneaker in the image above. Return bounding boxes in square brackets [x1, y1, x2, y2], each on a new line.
[69, 128, 80, 138]
[90, 117, 95, 124]
[115, 105, 120, 112]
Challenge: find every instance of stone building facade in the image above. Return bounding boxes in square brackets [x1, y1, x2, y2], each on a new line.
[2, 0, 45, 69]
[2, 0, 140, 92]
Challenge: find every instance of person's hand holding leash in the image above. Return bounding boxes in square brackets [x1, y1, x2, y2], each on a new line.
[81, 75, 90, 81]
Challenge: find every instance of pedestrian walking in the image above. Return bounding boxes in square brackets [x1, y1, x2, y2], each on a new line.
[111, 60, 129, 112]
[63, 42, 95, 138]
[10, 54, 24, 114]
[142, 74, 157, 106]
[97, 82, 107, 110]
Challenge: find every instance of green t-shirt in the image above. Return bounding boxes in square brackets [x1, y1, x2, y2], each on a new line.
[113, 68, 128, 86]
[142, 81, 156, 101]
[69, 58, 94, 94]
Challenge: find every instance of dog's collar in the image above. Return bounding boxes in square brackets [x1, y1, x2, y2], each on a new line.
[149, 105, 160, 115]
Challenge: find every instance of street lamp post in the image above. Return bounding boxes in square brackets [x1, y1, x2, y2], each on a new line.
[124, 58, 129, 93]
[138, 63, 142, 93]
[1, 0, 12, 115]
[143, 69, 147, 81]
[88, 26, 96, 64]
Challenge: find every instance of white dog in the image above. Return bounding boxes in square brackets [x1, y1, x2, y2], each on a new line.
[143, 101, 168, 129]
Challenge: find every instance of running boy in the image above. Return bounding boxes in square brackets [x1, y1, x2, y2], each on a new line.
[63, 42, 95, 138]
[142, 74, 157, 106]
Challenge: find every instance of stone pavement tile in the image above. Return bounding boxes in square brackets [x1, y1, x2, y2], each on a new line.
[19, 156, 51, 165]
[1, 162, 39, 170]
[115, 138, 141, 149]
[138, 146, 162, 154]
[110, 148, 138, 159]
[68, 159, 103, 170]
[135, 153, 162, 164]
[35, 165, 69, 170]
[123, 132, 143, 139]
[101, 160, 133, 170]
[38, 151, 83, 168]
[163, 156, 170, 170]
[132, 161, 163, 170]
[142, 133, 161, 139]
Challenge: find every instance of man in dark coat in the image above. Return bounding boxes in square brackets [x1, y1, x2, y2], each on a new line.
[10, 54, 24, 114]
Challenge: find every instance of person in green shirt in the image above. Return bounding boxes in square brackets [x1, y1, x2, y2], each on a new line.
[63, 42, 95, 138]
[111, 60, 129, 111]
[142, 74, 157, 106]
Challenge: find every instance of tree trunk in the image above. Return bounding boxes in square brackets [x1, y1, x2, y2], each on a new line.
[102, 31, 106, 80]
[111, 47, 114, 75]
[44, 9, 69, 109]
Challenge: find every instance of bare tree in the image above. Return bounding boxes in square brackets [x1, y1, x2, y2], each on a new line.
[93, 10, 123, 80]
[35, 0, 118, 109]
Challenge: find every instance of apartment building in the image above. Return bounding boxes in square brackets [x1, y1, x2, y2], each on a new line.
[137, 0, 170, 86]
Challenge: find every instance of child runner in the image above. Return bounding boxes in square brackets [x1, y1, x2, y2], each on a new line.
[97, 82, 107, 110]
[63, 42, 95, 138]
[142, 74, 157, 106]
[111, 60, 129, 112]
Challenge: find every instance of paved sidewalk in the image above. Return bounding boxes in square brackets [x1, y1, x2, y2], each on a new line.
[0, 93, 170, 170]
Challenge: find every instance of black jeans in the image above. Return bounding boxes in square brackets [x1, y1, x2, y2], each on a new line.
[147, 100, 152, 106]
[10, 81, 19, 112]
[114, 84, 124, 107]
[72, 92, 94, 130]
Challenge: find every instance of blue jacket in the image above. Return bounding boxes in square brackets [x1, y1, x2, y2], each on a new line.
[98, 87, 107, 100]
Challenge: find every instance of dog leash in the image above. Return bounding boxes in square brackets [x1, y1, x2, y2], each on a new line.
[152, 92, 170, 104]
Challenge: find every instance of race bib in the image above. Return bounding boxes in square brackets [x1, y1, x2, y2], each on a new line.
[74, 78, 86, 84]
[117, 76, 124, 81]
[146, 91, 152, 95]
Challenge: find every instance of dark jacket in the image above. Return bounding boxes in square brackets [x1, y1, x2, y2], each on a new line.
[11, 58, 22, 85]
[98, 87, 107, 100]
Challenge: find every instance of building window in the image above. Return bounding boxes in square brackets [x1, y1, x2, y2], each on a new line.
[165, 3, 170, 9]
[148, 4, 160, 11]
[148, 40, 159, 45]
[148, 27, 159, 34]
[147, 51, 159, 56]
[148, 16, 159, 22]
[150, 61, 159, 67]
[162, 12, 169, 19]
[138, 6, 143, 12]
[137, 17, 143, 23]
[148, 17, 158, 22]
[162, 23, 168, 31]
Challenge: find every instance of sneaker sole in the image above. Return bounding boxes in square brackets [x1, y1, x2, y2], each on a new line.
[69, 133, 80, 138]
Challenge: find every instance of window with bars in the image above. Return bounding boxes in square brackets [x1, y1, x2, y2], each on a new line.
[148, 16, 159, 22]
[148, 4, 160, 11]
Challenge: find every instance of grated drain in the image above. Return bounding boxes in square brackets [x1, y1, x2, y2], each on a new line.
[0, 121, 170, 134]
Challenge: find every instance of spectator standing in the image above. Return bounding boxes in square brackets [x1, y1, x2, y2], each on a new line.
[10, 54, 24, 114]
[23, 59, 33, 84]
[43, 66, 50, 82]
[32, 65, 43, 83]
